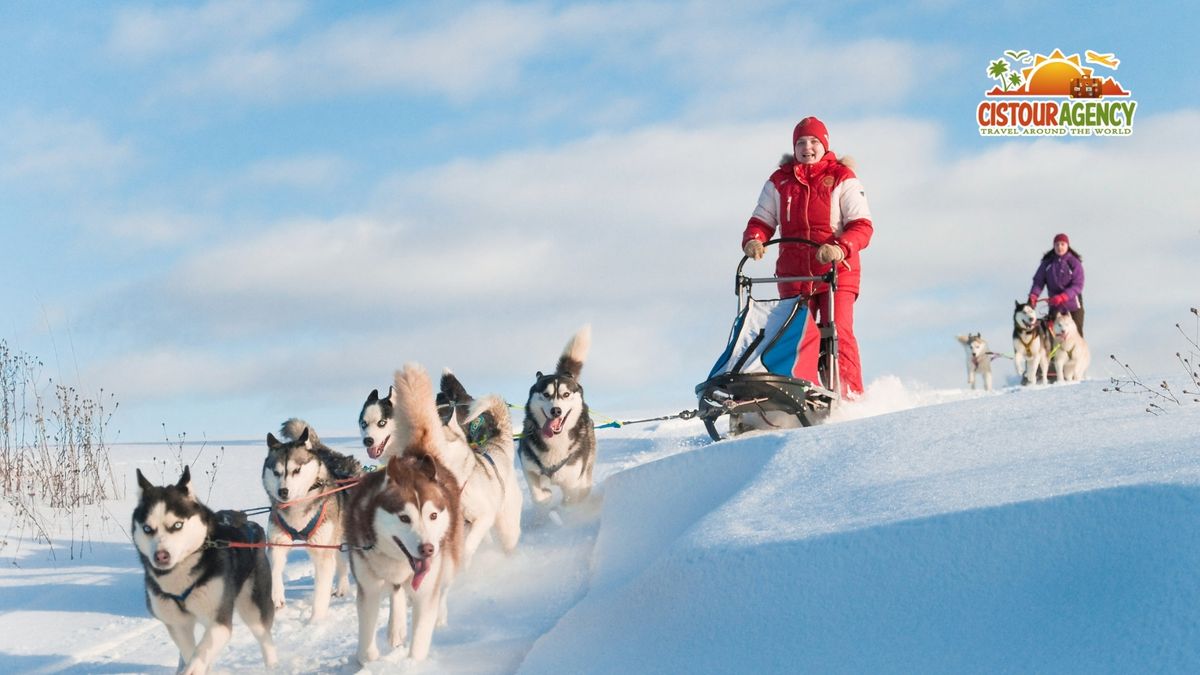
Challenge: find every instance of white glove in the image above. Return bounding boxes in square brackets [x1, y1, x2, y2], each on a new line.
[816, 243, 845, 264]
[743, 239, 765, 260]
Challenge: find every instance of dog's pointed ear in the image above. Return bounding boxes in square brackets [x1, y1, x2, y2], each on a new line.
[136, 468, 153, 494]
[267, 432, 282, 450]
[1014, 300, 1022, 309]
[535, 371, 544, 380]
[385, 455, 403, 484]
[366, 388, 379, 405]
[386, 385, 396, 404]
[176, 466, 193, 497]
[297, 426, 311, 448]
[417, 453, 438, 482]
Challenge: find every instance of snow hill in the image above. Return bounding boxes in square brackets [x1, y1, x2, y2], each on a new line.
[2, 378, 1199, 673]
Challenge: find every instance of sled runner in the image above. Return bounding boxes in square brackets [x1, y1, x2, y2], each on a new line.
[695, 238, 842, 441]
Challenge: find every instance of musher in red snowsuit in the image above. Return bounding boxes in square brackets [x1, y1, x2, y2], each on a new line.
[741, 117, 874, 396]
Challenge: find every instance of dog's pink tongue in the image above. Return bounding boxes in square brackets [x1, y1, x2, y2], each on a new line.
[542, 417, 564, 438]
[367, 435, 388, 459]
[410, 557, 430, 591]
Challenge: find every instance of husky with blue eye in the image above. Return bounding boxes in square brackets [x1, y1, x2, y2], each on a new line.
[132, 466, 276, 674]
[518, 325, 596, 511]
[261, 418, 361, 622]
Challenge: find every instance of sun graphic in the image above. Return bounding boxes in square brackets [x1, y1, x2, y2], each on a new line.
[1021, 49, 1093, 95]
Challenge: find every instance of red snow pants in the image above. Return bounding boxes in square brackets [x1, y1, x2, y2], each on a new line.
[790, 290, 863, 397]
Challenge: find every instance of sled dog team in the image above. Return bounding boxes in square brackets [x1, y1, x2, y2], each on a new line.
[955, 301, 1090, 391]
[133, 327, 596, 672]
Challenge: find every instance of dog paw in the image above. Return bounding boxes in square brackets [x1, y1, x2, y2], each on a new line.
[333, 582, 351, 598]
[357, 645, 380, 665]
[388, 631, 405, 649]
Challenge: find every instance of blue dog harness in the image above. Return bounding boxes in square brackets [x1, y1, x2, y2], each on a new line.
[273, 501, 328, 541]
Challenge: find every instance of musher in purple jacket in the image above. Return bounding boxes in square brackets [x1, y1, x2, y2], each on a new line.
[1029, 232, 1086, 335]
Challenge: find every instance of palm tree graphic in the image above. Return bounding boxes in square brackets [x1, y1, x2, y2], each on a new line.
[1007, 71, 1023, 90]
[988, 58, 1011, 90]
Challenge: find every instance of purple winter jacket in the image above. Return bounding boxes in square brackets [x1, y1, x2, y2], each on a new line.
[1029, 251, 1085, 312]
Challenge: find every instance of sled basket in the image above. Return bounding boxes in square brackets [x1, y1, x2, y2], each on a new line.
[695, 237, 841, 441]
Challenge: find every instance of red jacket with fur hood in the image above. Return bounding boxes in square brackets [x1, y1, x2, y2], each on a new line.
[742, 151, 873, 297]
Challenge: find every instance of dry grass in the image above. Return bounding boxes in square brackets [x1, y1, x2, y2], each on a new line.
[1, 340, 119, 561]
[1105, 308, 1200, 413]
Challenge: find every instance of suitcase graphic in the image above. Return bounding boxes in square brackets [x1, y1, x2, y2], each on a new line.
[1070, 76, 1103, 99]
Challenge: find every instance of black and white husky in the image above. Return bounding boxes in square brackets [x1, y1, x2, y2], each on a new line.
[133, 467, 276, 674]
[518, 325, 596, 511]
[359, 370, 522, 565]
[1012, 301, 1050, 386]
[956, 332, 993, 391]
[262, 418, 362, 622]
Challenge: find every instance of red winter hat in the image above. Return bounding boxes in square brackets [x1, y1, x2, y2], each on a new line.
[1053, 233, 1069, 245]
[792, 116, 830, 150]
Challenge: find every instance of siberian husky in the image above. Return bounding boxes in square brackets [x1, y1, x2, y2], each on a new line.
[518, 325, 596, 512]
[956, 332, 993, 391]
[262, 418, 362, 622]
[133, 467, 276, 674]
[358, 387, 395, 461]
[434, 368, 523, 558]
[1012, 301, 1050, 385]
[345, 364, 464, 664]
[1049, 311, 1091, 381]
[360, 370, 521, 565]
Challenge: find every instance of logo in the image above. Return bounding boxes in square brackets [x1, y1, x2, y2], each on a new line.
[977, 49, 1136, 137]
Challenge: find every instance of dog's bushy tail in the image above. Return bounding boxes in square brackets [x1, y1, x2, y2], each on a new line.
[393, 363, 443, 457]
[280, 418, 317, 445]
[439, 369, 473, 404]
[555, 324, 591, 379]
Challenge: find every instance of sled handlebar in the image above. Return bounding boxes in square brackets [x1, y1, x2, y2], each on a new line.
[736, 237, 838, 296]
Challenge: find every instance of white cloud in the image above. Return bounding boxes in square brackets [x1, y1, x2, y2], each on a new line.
[650, 18, 931, 119]
[239, 155, 351, 189]
[0, 111, 135, 185]
[107, 0, 303, 60]
[96, 210, 211, 248]
[115, 1, 933, 121]
[173, 3, 554, 101]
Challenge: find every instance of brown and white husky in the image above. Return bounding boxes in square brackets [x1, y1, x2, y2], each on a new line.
[344, 364, 464, 664]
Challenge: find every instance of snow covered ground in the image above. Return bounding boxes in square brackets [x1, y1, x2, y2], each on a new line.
[3, 377, 1200, 673]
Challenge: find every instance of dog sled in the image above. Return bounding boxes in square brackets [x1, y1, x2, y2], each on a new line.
[695, 238, 842, 441]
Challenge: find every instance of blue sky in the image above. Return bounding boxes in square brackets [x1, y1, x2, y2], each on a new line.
[2, 1, 1198, 441]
